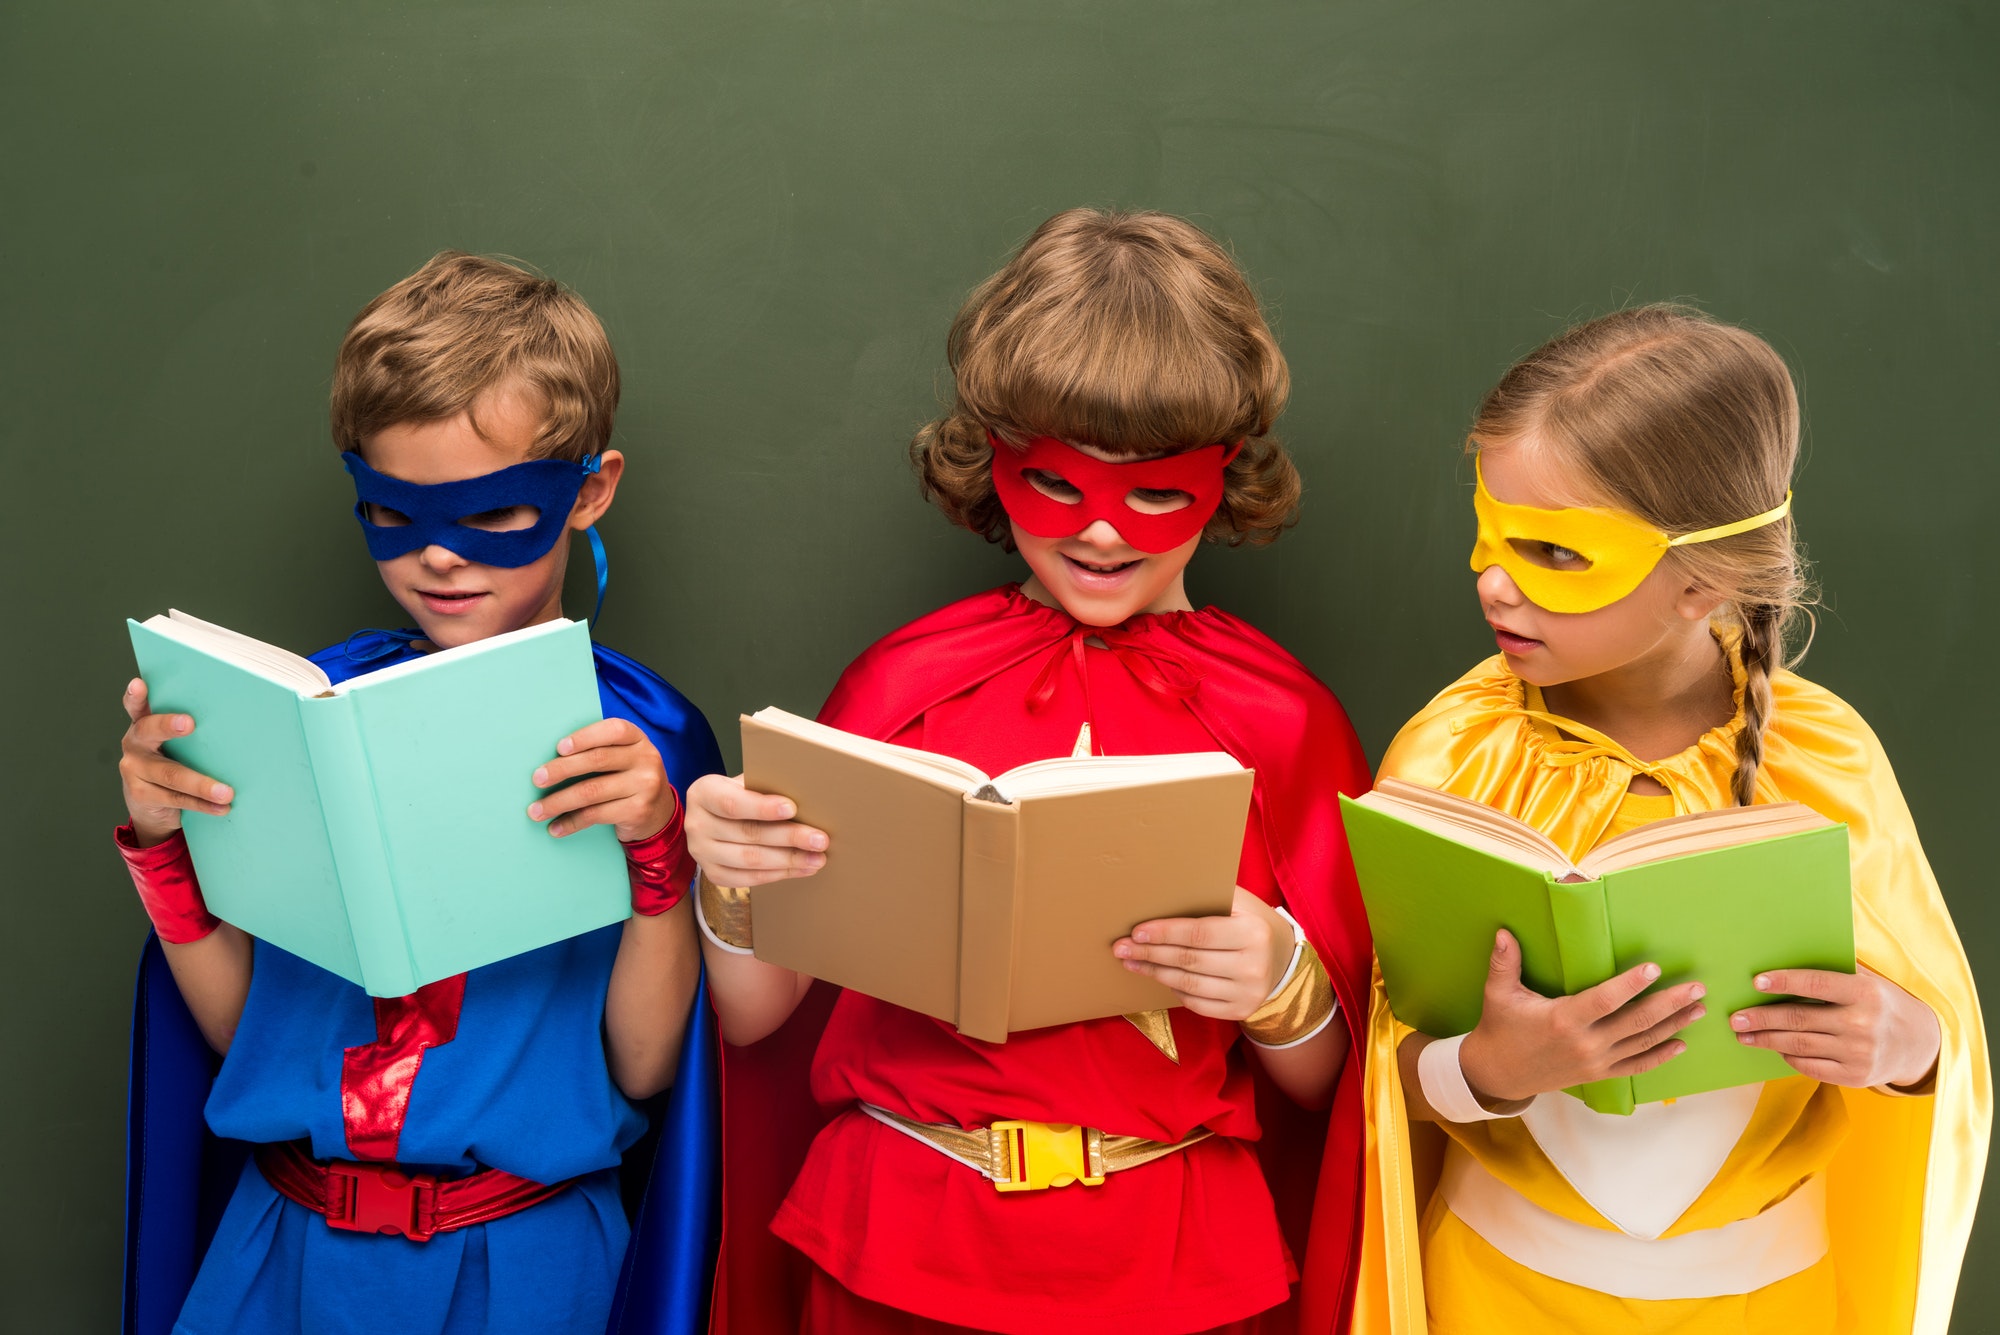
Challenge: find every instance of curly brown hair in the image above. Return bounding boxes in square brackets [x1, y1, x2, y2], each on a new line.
[912, 209, 1300, 549]
[331, 251, 619, 463]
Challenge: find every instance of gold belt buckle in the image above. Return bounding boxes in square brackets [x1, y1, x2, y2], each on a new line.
[987, 1120, 1106, 1193]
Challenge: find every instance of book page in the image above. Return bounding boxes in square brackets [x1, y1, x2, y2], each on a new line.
[150, 610, 331, 693]
[994, 751, 1245, 800]
[747, 707, 990, 790]
[1359, 779, 1575, 875]
[340, 617, 571, 691]
[1579, 802, 1833, 878]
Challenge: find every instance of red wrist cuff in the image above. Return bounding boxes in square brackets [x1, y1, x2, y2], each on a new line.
[114, 824, 220, 944]
[622, 793, 693, 916]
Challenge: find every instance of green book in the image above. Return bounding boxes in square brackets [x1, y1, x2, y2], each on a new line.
[1343, 778, 1855, 1115]
[127, 611, 627, 997]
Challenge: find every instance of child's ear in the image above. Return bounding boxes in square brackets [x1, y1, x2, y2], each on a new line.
[569, 450, 625, 529]
[1674, 579, 1728, 623]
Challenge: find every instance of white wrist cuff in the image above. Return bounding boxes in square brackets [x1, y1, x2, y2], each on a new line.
[694, 874, 755, 957]
[1418, 1033, 1527, 1122]
[1265, 906, 1307, 1001]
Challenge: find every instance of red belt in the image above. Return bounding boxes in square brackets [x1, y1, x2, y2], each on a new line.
[254, 1139, 571, 1242]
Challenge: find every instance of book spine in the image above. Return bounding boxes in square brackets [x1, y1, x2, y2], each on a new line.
[299, 693, 419, 998]
[1546, 875, 1636, 1116]
[955, 796, 1022, 1044]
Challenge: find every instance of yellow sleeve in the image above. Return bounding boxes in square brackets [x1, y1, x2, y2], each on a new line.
[1760, 677, 1990, 1335]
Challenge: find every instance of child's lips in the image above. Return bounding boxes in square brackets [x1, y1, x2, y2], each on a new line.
[1060, 551, 1141, 591]
[1492, 625, 1543, 655]
[418, 589, 487, 615]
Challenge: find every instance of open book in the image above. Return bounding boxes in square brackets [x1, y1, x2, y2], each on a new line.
[128, 611, 627, 997]
[741, 707, 1253, 1042]
[1343, 778, 1855, 1114]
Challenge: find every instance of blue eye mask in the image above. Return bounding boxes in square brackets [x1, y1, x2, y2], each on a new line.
[342, 450, 611, 622]
[343, 450, 600, 566]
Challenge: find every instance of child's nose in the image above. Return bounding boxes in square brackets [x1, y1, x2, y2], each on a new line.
[1476, 562, 1522, 606]
[1075, 519, 1131, 550]
[419, 543, 470, 572]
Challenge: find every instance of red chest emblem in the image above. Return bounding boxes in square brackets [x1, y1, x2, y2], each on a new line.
[340, 973, 468, 1161]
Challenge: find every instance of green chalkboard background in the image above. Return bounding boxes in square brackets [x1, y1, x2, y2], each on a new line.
[3, 1, 1994, 1326]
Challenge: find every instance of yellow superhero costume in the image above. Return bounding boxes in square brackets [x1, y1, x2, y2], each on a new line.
[1352, 647, 1989, 1334]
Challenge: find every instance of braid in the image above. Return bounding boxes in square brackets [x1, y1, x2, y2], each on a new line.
[1730, 602, 1785, 807]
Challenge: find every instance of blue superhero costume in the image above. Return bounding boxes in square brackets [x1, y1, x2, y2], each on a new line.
[122, 630, 724, 1335]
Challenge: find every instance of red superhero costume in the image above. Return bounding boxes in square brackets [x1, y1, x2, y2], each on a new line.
[713, 585, 1373, 1334]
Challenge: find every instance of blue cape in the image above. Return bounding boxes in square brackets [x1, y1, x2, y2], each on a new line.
[122, 635, 724, 1335]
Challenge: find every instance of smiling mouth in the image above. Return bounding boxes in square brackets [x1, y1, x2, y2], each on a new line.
[418, 589, 486, 610]
[1063, 554, 1139, 576]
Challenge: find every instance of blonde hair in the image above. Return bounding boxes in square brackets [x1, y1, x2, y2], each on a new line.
[912, 208, 1300, 548]
[331, 251, 619, 462]
[1472, 304, 1810, 806]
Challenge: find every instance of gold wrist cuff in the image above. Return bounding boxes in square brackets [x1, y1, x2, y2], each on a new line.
[696, 872, 755, 952]
[1241, 939, 1336, 1048]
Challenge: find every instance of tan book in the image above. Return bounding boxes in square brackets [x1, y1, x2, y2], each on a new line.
[741, 707, 1254, 1042]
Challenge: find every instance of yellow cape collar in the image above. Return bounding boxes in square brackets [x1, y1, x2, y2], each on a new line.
[1447, 628, 1751, 817]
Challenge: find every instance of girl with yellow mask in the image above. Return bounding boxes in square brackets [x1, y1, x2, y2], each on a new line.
[1346, 305, 1988, 1335]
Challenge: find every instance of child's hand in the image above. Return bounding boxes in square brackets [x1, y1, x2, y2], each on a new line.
[1457, 929, 1706, 1104]
[684, 773, 827, 886]
[1729, 965, 1941, 1089]
[119, 678, 234, 845]
[529, 719, 676, 842]
[1112, 888, 1295, 1022]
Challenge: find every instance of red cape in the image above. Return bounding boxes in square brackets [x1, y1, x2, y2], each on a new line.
[712, 587, 1372, 1333]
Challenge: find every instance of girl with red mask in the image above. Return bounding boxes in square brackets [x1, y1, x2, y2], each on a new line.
[687, 208, 1373, 1334]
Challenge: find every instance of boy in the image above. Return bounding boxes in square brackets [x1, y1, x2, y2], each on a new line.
[114, 252, 722, 1335]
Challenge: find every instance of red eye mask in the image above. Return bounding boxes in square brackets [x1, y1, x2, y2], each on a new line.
[987, 433, 1242, 553]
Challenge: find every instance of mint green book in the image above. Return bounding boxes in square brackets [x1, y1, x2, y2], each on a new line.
[127, 611, 627, 997]
[1343, 778, 1855, 1116]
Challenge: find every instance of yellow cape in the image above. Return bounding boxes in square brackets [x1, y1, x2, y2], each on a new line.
[1352, 654, 1989, 1334]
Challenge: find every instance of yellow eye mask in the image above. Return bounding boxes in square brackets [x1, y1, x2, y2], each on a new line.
[1470, 459, 1792, 613]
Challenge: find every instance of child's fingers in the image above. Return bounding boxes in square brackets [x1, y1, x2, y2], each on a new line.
[544, 796, 640, 838]
[532, 742, 645, 789]
[1113, 937, 1245, 978]
[529, 774, 628, 824]
[1577, 961, 1664, 1022]
[123, 678, 151, 722]
[690, 813, 828, 857]
[125, 709, 197, 751]
[1125, 914, 1244, 951]
[555, 718, 645, 755]
[1729, 1001, 1842, 1038]
[1610, 999, 1706, 1058]
[1776, 1055, 1851, 1084]
[127, 775, 233, 817]
[703, 841, 826, 878]
[690, 774, 800, 825]
[121, 745, 232, 806]
[1736, 1028, 1844, 1060]
[1606, 1036, 1688, 1078]
[1751, 968, 1860, 1004]
[1117, 956, 1236, 1001]
[1598, 980, 1704, 1041]
[700, 815, 826, 850]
